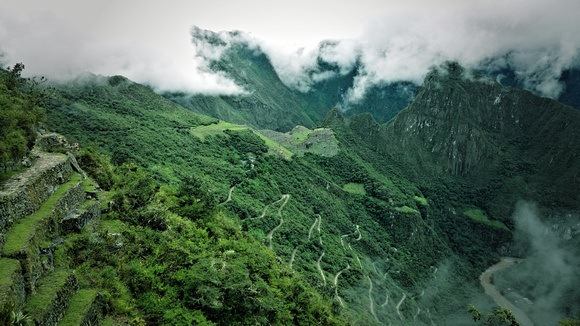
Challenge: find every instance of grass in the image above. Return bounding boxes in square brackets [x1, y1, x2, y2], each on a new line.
[59, 289, 99, 326]
[342, 183, 367, 195]
[254, 131, 294, 159]
[394, 206, 420, 215]
[25, 269, 73, 320]
[100, 219, 128, 234]
[2, 173, 82, 256]
[191, 120, 294, 159]
[0, 258, 20, 291]
[413, 196, 428, 207]
[190, 121, 247, 140]
[463, 208, 509, 231]
[82, 178, 97, 192]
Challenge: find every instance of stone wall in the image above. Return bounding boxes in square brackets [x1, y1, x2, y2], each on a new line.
[0, 154, 73, 243]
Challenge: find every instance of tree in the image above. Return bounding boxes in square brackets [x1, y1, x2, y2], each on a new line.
[468, 304, 520, 326]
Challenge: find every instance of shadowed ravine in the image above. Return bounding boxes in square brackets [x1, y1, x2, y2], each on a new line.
[480, 257, 533, 326]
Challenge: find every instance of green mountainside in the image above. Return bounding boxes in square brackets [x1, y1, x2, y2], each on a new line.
[346, 63, 579, 219]
[1, 57, 578, 325]
[163, 29, 415, 131]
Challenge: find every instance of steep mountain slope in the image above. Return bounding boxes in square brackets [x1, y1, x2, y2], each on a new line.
[164, 29, 415, 130]
[347, 63, 579, 219]
[37, 64, 580, 324]
[41, 73, 506, 324]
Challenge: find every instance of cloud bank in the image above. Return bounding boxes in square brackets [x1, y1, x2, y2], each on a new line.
[1, 1, 579, 100]
[0, 7, 245, 95]
[494, 202, 580, 325]
[231, 0, 580, 102]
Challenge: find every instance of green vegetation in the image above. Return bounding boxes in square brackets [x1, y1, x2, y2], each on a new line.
[468, 304, 520, 326]
[190, 120, 246, 140]
[414, 195, 428, 207]
[2, 173, 82, 255]
[20, 60, 576, 324]
[464, 208, 509, 231]
[394, 205, 420, 215]
[343, 183, 366, 195]
[59, 289, 99, 326]
[25, 270, 73, 321]
[0, 65, 45, 174]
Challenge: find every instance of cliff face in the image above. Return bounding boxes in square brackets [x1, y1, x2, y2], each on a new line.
[343, 63, 579, 214]
[387, 66, 579, 178]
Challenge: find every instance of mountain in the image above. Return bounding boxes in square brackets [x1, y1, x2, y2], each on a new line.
[1, 56, 578, 325]
[163, 29, 415, 131]
[345, 62, 580, 219]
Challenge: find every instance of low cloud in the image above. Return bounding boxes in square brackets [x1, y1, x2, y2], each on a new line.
[1, 1, 578, 100]
[0, 8, 245, 95]
[227, 0, 580, 102]
[494, 201, 580, 325]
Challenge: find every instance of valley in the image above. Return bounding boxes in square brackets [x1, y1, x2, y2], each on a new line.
[480, 257, 533, 326]
[1, 46, 578, 325]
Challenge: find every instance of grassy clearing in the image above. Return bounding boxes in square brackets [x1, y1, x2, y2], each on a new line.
[253, 132, 294, 159]
[413, 196, 428, 207]
[100, 219, 128, 234]
[0, 258, 20, 290]
[190, 121, 247, 140]
[59, 289, 99, 326]
[463, 208, 509, 231]
[394, 206, 420, 215]
[343, 183, 367, 195]
[191, 120, 294, 159]
[25, 270, 72, 319]
[2, 173, 82, 255]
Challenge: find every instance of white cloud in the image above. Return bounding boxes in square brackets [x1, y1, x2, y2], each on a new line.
[240, 0, 580, 101]
[1, 1, 578, 99]
[0, 6, 246, 95]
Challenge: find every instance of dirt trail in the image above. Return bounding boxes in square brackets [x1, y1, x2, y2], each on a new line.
[307, 215, 319, 241]
[367, 276, 380, 322]
[265, 194, 289, 249]
[355, 224, 362, 241]
[480, 257, 533, 326]
[413, 307, 421, 321]
[396, 293, 406, 319]
[218, 185, 235, 205]
[334, 264, 350, 307]
[316, 250, 326, 286]
[381, 293, 389, 307]
[288, 246, 298, 268]
[333, 264, 350, 287]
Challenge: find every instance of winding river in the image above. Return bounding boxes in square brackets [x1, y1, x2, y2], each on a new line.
[479, 257, 533, 326]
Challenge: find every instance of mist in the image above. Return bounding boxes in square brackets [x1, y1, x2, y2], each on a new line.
[219, 0, 580, 102]
[0, 6, 246, 95]
[493, 202, 580, 325]
[1, 1, 578, 100]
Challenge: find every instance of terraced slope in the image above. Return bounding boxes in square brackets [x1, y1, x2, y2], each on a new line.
[0, 144, 104, 325]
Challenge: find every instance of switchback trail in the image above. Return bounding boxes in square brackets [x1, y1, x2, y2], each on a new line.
[218, 185, 235, 206]
[316, 250, 326, 286]
[288, 246, 298, 268]
[307, 215, 319, 241]
[367, 275, 379, 322]
[396, 293, 406, 319]
[265, 194, 290, 249]
[480, 257, 533, 326]
[333, 264, 350, 307]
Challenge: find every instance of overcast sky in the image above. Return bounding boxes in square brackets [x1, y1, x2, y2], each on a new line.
[1, 0, 579, 98]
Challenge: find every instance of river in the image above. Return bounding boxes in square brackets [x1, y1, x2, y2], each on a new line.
[479, 257, 534, 326]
